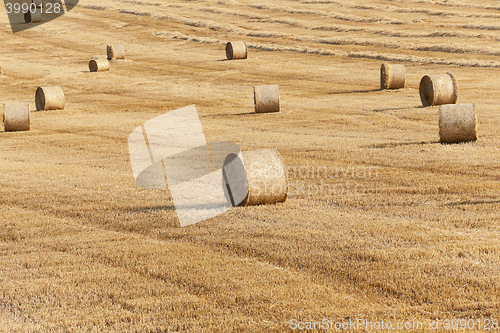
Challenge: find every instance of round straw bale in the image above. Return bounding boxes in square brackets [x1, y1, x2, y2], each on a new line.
[35, 86, 65, 111]
[32, 0, 43, 8]
[380, 63, 405, 90]
[439, 103, 477, 143]
[24, 9, 42, 23]
[3, 102, 30, 132]
[254, 85, 279, 113]
[223, 149, 287, 206]
[107, 45, 125, 60]
[89, 58, 110, 72]
[226, 41, 247, 60]
[419, 73, 458, 107]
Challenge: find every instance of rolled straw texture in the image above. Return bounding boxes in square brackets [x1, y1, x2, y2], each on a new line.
[24, 9, 42, 23]
[223, 149, 287, 206]
[439, 103, 477, 143]
[4, 102, 30, 132]
[107, 45, 125, 60]
[419, 73, 458, 107]
[253, 85, 280, 113]
[380, 63, 405, 90]
[89, 58, 110, 72]
[35, 86, 65, 111]
[226, 41, 247, 60]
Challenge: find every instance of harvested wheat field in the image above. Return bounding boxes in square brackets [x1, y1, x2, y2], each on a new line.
[1, 0, 500, 331]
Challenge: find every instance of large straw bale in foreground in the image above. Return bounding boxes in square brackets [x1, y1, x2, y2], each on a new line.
[4, 102, 30, 132]
[439, 103, 477, 143]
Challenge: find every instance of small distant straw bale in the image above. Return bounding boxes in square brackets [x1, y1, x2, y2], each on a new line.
[35, 86, 65, 111]
[89, 58, 110, 72]
[3, 102, 30, 132]
[380, 63, 405, 90]
[226, 41, 247, 60]
[439, 103, 477, 143]
[253, 85, 279, 113]
[24, 9, 42, 23]
[107, 45, 125, 60]
[419, 73, 458, 107]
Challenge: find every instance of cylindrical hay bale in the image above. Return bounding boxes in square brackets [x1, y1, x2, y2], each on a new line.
[380, 63, 405, 90]
[254, 85, 279, 113]
[107, 45, 125, 60]
[35, 86, 65, 111]
[419, 73, 458, 107]
[439, 103, 477, 143]
[89, 58, 110, 72]
[3, 102, 30, 132]
[24, 9, 42, 23]
[32, 0, 43, 8]
[226, 41, 247, 60]
[223, 149, 287, 206]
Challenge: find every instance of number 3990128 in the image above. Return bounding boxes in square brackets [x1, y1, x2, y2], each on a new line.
[5, 2, 62, 14]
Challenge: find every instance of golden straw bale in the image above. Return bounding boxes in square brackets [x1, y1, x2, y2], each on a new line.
[89, 58, 110, 72]
[35, 86, 65, 111]
[419, 73, 458, 107]
[3, 102, 30, 132]
[24, 9, 42, 23]
[226, 41, 247, 60]
[223, 149, 287, 206]
[380, 63, 405, 90]
[107, 45, 125, 60]
[253, 85, 279, 113]
[439, 103, 477, 143]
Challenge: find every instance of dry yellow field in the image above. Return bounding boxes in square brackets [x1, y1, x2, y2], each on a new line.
[1, 0, 500, 331]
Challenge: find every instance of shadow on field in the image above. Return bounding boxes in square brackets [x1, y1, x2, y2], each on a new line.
[199, 111, 258, 118]
[328, 88, 381, 95]
[361, 140, 439, 148]
[444, 199, 500, 206]
[120, 205, 176, 213]
[373, 106, 425, 112]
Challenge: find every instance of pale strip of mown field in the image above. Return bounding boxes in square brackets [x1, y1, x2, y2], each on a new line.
[106, 0, 500, 67]
[0, 0, 500, 331]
